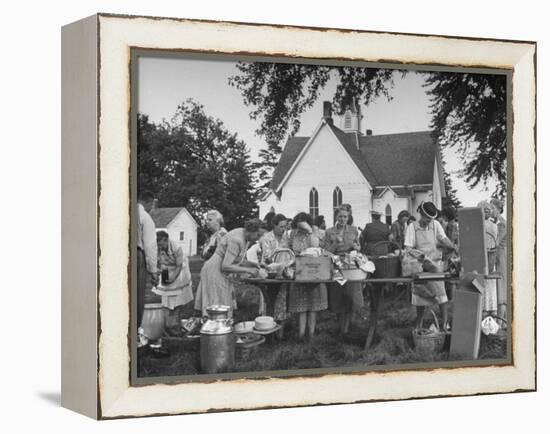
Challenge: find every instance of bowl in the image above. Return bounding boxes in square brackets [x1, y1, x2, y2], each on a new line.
[254, 316, 276, 331]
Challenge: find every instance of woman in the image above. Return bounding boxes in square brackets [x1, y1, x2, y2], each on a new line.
[325, 206, 363, 334]
[256, 214, 290, 329]
[478, 201, 498, 316]
[282, 212, 328, 339]
[404, 201, 457, 331]
[490, 198, 507, 326]
[389, 210, 410, 249]
[201, 210, 228, 261]
[194, 218, 265, 317]
[156, 231, 194, 327]
[441, 206, 459, 245]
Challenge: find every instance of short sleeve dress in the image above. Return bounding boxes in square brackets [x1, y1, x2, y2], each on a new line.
[282, 229, 328, 313]
[194, 228, 248, 316]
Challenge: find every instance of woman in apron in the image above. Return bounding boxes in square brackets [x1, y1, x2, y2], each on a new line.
[404, 202, 457, 331]
[156, 231, 194, 327]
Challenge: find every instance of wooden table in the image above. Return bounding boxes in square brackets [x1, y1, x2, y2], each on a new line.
[244, 274, 501, 349]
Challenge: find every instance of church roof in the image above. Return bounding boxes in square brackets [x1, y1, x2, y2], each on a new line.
[269, 124, 438, 192]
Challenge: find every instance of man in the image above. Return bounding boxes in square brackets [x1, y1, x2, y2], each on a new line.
[360, 210, 391, 339]
[490, 198, 507, 325]
[360, 210, 390, 255]
[137, 191, 158, 330]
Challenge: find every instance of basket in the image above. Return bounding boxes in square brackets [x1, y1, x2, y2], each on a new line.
[371, 241, 402, 278]
[480, 314, 507, 356]
[412, 309, 446, 353]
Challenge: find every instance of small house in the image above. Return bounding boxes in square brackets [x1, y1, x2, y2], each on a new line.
[150, 206, 198, 256]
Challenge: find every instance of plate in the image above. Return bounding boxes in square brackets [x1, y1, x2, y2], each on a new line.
[252, 324, 282, 335]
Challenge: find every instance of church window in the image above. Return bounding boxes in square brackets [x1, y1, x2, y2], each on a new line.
[309, 187, 319, 219]
[333, 187, 343, 223]
[344, 111, 352, 129]
[385, 204, 392, 226]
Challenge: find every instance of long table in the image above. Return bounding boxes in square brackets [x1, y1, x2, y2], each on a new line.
[243, 274, 501, 349]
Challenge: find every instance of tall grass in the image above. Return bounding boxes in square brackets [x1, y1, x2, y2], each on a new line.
[138, 257, 506, 377]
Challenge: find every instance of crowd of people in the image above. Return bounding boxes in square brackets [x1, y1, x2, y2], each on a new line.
[137, 189, 507, 352]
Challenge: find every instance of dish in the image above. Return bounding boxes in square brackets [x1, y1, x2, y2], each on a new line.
[234, 321, 255, 334]
[252, 324, 282, 335]
[254, 316, 276, 330]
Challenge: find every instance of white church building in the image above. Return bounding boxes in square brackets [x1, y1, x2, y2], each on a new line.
[258, 101, 446, 228]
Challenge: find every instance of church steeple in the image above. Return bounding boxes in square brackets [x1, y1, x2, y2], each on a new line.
[339, 98, 362, 133]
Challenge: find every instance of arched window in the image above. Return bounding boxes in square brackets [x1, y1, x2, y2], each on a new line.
[344, 111, 352, 129]
[333, 186, 343, 223]
[385, 204, 392, 226]
[309, 187, 319, 219]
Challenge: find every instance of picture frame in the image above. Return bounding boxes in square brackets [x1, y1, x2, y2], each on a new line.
[61, 13, 536, 419]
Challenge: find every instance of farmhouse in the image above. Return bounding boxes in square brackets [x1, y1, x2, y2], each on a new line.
[258, 101, 446, 228]
[150, 205, 198, 256]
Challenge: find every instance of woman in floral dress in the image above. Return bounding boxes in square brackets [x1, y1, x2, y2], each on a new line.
[195, 219, 265, 317]
[282, 212, 328, 339]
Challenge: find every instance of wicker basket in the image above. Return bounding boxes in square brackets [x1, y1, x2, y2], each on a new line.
[481, 314, 507, 355]
[412, 309, 446, 353]
[371, 241, 402, 278]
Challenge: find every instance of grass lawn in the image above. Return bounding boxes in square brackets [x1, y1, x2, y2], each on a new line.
[138, 256, 506, 378]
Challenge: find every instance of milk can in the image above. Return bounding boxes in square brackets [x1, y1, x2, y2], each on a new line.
[200, 305, 235, 374]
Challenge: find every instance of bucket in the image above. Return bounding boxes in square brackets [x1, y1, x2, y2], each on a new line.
[371, 241, 402, 278]
[141, 303, 166, 341]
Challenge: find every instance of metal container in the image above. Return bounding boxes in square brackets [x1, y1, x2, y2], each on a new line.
[141, 303, 166, 341]
[200, 305, 235, 374]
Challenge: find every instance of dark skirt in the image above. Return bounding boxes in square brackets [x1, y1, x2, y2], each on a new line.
[328, 282, 364, 314]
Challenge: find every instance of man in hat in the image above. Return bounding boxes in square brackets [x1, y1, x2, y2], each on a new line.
[360, 210, 390, 255]
[490, 198, 507, 324]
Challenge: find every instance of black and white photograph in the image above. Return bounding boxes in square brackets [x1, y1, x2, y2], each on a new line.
[134, 53, 510, 380]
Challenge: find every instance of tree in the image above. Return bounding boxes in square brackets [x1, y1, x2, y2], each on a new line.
[424, 72, 507, 195]
[441, 165, 462, 209]
[229, 63, 396, 190]
[231, 64, 507, 196]
[137, 99, 258, 229]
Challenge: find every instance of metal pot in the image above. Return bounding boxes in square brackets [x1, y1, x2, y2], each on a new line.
[200, 305, 235, 374]
[141, 303, 166, 341]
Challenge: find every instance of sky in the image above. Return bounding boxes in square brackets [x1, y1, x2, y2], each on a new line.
[138, 56, 502, 207]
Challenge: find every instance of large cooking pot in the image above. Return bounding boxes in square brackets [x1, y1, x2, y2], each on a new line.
[200, 305, 235, 374]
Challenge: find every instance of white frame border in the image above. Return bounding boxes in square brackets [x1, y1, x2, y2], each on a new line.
[97, 14, 536, 418]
